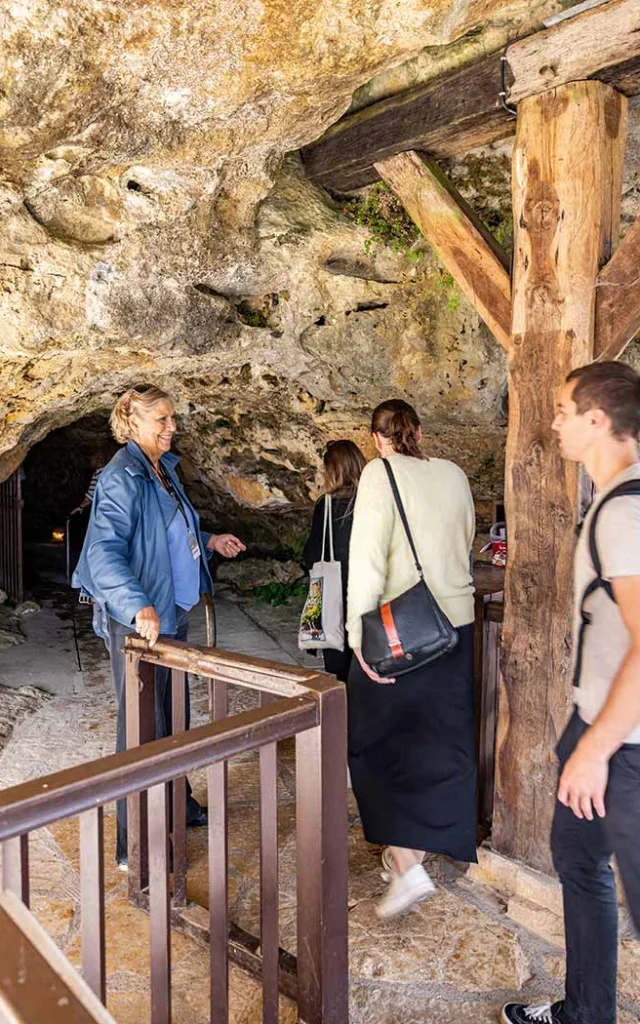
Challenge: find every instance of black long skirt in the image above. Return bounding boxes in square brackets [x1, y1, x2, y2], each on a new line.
[347, 623, 477, 864]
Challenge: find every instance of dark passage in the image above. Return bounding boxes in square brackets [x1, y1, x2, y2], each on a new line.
[21, 414, 116, 599]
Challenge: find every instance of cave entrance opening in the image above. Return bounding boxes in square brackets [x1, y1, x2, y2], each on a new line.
[21, 414, 118, 604]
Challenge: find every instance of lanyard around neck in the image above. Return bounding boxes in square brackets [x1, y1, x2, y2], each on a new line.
[141, 450, 189, 526]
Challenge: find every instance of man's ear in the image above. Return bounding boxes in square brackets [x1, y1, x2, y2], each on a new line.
[591, 408, 608, 430]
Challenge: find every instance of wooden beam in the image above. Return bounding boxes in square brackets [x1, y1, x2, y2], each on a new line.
[493, 81, 627, 873]
[301, 0, 640, 193]
[593, 54, 640, 99]
[301, 54, 513, 193]
[595, 218, 640, 361]
[505, 0, 640, 105]
[375, 152, 512, 351]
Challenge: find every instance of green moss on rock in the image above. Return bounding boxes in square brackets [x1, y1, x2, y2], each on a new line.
[342, 182, 423, 259]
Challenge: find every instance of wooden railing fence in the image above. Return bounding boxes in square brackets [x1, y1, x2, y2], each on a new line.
[0, 641, 349, 1024]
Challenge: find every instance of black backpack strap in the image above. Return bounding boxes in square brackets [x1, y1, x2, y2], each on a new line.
[573, 479, 640, 688]
[381, 459, 424, 581]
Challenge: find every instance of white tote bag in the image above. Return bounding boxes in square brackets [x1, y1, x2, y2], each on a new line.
[298, 495, 345, 651]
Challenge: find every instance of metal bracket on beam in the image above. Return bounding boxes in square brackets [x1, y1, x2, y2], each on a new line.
[543, 0, 613, 28]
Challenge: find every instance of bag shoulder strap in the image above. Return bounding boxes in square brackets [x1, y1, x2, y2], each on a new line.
[587, 479, 640, 597]
[321, 494, 334, 562]
[382, 459, 424, 581]
[573, 478, 640, 688]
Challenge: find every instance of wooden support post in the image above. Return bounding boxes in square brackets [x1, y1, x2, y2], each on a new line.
[375, 152, 512, 352]
[595, 217, 640, 362]
[493, 80, 627, 871]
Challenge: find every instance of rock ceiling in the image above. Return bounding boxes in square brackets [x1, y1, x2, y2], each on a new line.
[1, 0, 639, 543]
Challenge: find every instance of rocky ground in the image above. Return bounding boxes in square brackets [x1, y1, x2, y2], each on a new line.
[0, 567, 638, 1024]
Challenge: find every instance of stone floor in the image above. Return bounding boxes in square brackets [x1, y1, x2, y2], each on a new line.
[0, 556, 638, 1023]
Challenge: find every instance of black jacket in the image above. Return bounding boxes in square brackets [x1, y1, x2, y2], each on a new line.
[302, 495, 355, 618]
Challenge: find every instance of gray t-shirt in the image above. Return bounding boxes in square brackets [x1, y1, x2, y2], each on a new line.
[573, 463, 640, 743]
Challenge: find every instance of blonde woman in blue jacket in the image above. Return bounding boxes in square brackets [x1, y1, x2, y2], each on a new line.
[73, 384, 245, 866]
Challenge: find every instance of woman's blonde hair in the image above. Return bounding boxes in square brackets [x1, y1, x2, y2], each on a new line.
[109, 384, 174, 444]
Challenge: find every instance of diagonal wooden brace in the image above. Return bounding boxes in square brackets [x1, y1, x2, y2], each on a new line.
[595, 217, 640, 362]
[375, 151, 512, 352]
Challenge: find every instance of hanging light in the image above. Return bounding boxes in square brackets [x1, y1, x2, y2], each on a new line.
[51, 528, 65, 543]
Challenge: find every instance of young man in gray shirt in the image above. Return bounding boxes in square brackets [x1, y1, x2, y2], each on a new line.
[503, 361, 640, 1024]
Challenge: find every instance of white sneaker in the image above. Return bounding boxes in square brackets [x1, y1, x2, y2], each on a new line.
[376, 863, 436, 919]
[380, 846, 426, 880]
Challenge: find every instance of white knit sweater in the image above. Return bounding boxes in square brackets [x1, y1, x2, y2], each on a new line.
[346, 454, 476, 649]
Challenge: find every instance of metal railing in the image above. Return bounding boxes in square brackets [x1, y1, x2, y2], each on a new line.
[0, 640, 349, 1024]
[0, 891, 116, 1023]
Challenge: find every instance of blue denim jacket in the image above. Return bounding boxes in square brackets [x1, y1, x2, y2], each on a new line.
[72, 442, 214, 637]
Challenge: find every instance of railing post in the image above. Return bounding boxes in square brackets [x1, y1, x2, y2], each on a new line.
[0, 894, 115, 1024]
[2, 834, 30, 907]
[171, 669, 188, 909]
[259, 692, 279, 1024]
[149, 783, 171, 1024]
[209, 677, 229, 1022]
[80, 806, 106, 1003]
[126, 651, 155, 898]
[296, 683, 349, 1024]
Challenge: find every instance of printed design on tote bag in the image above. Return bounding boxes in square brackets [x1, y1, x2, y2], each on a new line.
[299, 575, 326, 643]
[298, 494, 345, 651]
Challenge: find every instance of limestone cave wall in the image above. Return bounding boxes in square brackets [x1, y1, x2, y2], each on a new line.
[2, 0, 640, 553]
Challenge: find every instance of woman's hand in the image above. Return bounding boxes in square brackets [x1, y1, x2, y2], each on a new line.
[135, 605, 161, 647]
[354, 648, 395, 685]
[208, 533, 246, 558]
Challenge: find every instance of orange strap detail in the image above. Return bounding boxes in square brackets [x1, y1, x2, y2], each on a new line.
[380, 603, 404, 659]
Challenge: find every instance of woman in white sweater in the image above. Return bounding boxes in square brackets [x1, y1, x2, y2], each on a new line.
[346, 399, 477, 918]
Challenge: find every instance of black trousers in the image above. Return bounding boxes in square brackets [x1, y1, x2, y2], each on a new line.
[323, 646, 353, 684]
[107, 605, 201, 861]
[551, 710, 640, 1024]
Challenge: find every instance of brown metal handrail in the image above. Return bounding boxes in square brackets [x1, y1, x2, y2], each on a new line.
[0, 639, 349, 1024]
[0, 892, 117, 1024]
[124, 635, 331, 696]
[0, 698, 316, 840]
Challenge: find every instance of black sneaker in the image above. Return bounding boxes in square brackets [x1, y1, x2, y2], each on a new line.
[501, 1002, 565, 1024]
[187, 806, 208, 828]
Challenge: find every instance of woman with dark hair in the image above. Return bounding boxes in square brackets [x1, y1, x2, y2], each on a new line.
[303, 439, 366, 682]
[346, 399, 476, 918]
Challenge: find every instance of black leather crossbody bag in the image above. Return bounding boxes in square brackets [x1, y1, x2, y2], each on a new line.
[361, 460, 459, 678]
